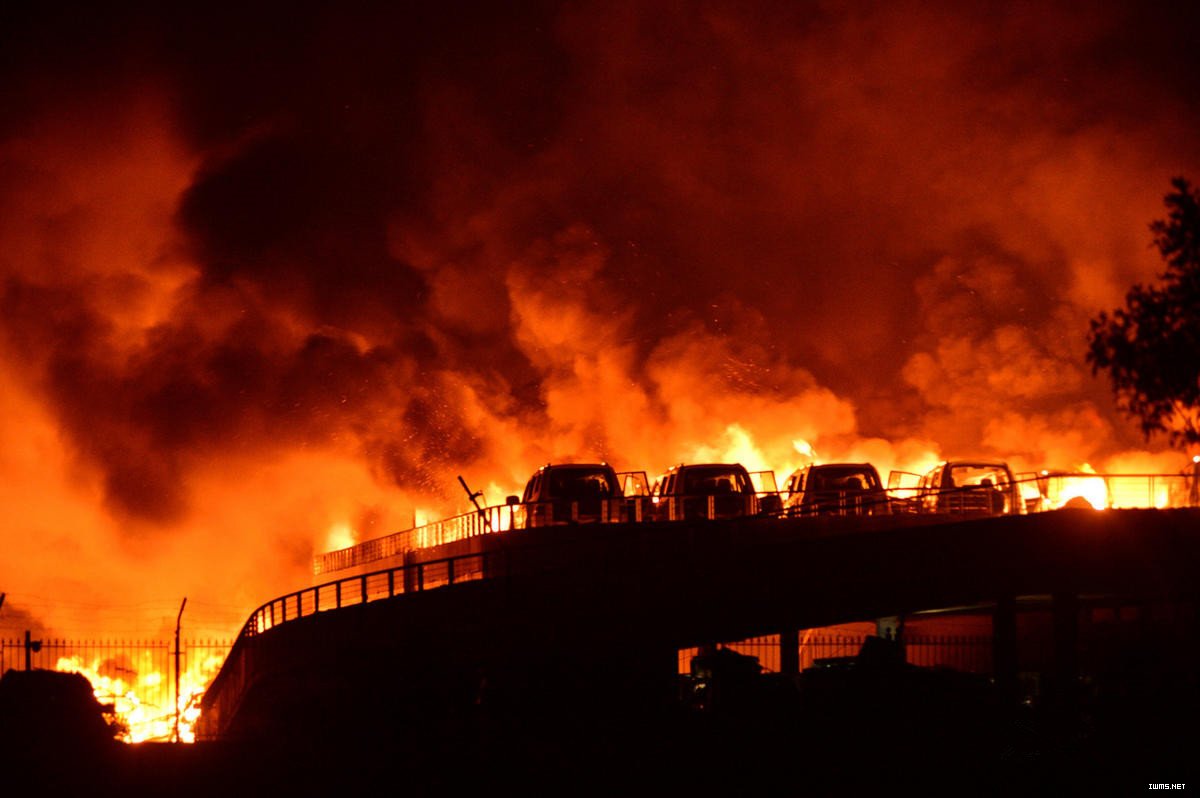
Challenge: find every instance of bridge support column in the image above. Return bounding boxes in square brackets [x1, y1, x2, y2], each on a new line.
[779, 629, 799, 675]
[1052, 591, 1080, 729]
[992, 595, 1018, 705]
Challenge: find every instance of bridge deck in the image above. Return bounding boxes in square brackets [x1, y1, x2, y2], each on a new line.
[198, 508, 1200, 741]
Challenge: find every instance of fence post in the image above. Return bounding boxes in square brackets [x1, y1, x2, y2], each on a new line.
[1052, 592, 1080, 730]
[174, 598, 187, 744]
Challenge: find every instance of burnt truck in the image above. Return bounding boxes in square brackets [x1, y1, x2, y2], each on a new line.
[648, 462, 767, 521]
[507, 463, 650, 528]
[781, 462, 890, 516]
[889, 459, 1022, 516]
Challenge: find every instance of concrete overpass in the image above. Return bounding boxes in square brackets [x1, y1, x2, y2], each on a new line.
[196, 507, 1200, 742]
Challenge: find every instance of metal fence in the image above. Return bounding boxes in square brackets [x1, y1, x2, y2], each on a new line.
[678, 633, 993, 675]
[0, 637, 232, 742]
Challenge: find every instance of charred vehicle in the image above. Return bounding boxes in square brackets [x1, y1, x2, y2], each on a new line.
[782, 462, 889, 516]
[649, 463, 761, 521]
[507, 463, 647, 528]
[897, 460, 1022, 516]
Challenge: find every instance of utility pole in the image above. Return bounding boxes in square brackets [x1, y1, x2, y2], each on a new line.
[174, 597, 187, 743]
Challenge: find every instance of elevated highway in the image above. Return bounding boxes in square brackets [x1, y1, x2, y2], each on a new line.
[197, 507, 1200, 742]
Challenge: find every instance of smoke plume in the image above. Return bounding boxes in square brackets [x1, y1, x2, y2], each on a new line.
[1, 1, 1198, 635]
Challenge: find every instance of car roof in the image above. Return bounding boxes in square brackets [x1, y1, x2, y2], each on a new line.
[664, 462, 748, 473]
[538, 462, 615, 472]
[808, 462, 879, 471]
[940, 459, 1012, 468]
[787, 462, 879, 477]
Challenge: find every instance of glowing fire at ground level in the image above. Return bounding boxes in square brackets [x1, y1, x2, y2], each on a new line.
[2, 640, 228, 743]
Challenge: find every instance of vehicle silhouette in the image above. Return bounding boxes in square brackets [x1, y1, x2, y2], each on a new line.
[649, 463, 760, 521]
[781, 462, 889, 516]
[508, 463, 625, 528]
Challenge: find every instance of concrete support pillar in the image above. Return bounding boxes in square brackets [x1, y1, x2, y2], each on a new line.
[1052, 591, 1080, 728]
[993, 595, 1018, 705]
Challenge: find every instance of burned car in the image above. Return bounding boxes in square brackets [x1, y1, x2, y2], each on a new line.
[782, 462, 889, 516]
[649, 463, 761, 521]
[508, 463, 626, 528]
[906, 460, 1022, 516]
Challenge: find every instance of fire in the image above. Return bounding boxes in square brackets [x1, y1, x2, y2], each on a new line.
[53, 650, 226, 743]
[693, 423, 773, 473]
[1054, 476, 1109, 510]
[325, 522, 356, 552]
[0, 5, 1195, 748]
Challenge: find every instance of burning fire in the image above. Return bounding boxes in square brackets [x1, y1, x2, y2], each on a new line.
[54, 651, 226, 743]
[325, 522, 356, 553]
[0, 3, 1196, 737]
[1053, 476, 1109, 510]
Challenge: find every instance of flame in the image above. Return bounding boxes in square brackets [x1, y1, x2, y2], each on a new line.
[792, 439, 816, 460]
[53, 649, 225, 743]
[692, 423, 771, 472]
[325, 522, 356, 552]
[1054, 477, 1109, 510]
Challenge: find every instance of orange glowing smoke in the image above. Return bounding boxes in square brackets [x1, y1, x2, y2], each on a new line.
[1, 3, 1198, 677]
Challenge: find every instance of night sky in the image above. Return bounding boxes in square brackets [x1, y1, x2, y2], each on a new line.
[2, 1, 1199, 636]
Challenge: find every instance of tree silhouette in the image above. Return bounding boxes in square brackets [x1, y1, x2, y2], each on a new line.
[1088, 177, 1200, 446]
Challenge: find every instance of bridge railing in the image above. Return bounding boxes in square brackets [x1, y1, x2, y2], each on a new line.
[314, 494, 757, 576]
[314, 506, 516, 575]
[248, 551, 500, 638]
[880, 472, 1199, 516]
[314, 471, 1200, 577]
[200, 549, 504, 739]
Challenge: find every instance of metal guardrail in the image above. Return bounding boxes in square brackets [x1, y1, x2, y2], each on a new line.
[248, 551, 500, 638]
[314, 472, 1200, 577]
[315, 507, 512, 575]
[200, 550, 503, 734]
